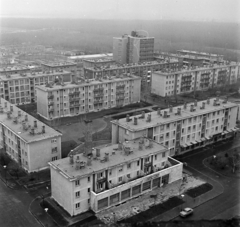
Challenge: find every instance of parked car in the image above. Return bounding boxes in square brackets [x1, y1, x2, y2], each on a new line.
[180, 208, 194, 217]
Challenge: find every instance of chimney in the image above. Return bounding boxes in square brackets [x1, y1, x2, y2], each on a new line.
[190, 104, 194, 112]
[69, 154, 74, 164]
[177, 107, 181, 115]
[4, 102, 7, 108]
[96, 148, 100, 157]
[18, 110, 21, 117]
[202, 102, 205, 109]
[105, 152, 109, 162]
[10, 106, 13, 112]
[126, 114, 130, 122]
[71, 74, 76, 83]
[42, 125, 45, 133]
[216, 96, 219, 102]
[134, 117, 138, 125]
[75, 160, 80, 170]
[147, 113, 151, 122]
[207, 98, 210, 104]
[31, 128, 35, 135]
[25, 114, 28, 121]
[213, 99, 217, 106]
[157, 108, 161, 115]
[194, 100, 198, 107]
[118, 143, 122, 150]
[163, 110, 168, 118]
[141, 111, 145, 118]
[183, 102, 187, 109]
[223, 97, 228, 104]
[34, 120, 37, 128]
[139, 142, 143, 150]
[87, 156, 92, 166]
[7, 111, 11, 119]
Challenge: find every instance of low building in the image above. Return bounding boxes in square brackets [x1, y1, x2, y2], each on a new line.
[82, 58, 115, 69]
[49, 138, 183, 216]
[0, 65, 30, 75]
[151, 62, 239, 97]
[0, 70, 71, 104]
[36, 74, 141, 120]
[41, 61, 77, 75]
[0, 98, 62, 172]
[111, 98, 239, 156]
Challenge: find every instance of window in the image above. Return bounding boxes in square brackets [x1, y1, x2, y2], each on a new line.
[52, 156, 58, 161]
[162, 162, 165, 167]
[165, 141, 169, 146]
[88, 177, 90, 182]
[119, 167, 123, 172]
[166, 132, 169, 138]
[109, 170, 112, 175]
[88, 188, 90, 192]
[137, 160, 140, 166]
[162, 152, 166, 158]
[75, 203, 80, 209]
[127, 163, 131, 169]
[155, 155, 157, 160]
[76, 191, 80, 198]
[118, 177, 122, 182]
[127, 174, 131, 178]
[75, 180, 80, 186]
[51, 139, 57, 143]
[125, 130, 129, 135]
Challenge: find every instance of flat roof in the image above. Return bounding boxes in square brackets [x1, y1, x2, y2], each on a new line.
[83, 58, 114, 63]
[36, 74, 141, 91]
[84, 59, 178, 72]
[0, 66, 29, 72]
[41, 62, 77, 67]
[177, 50, 224, 57]
[68, 53, 113, 60]
[152, 62, 238, 75]
[112, 98, 237, 131]
[49, 138, 168, 179]
[0, 98, 62, 143]
[0, 70, 70, 81]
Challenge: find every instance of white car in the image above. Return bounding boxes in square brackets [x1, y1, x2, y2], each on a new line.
[180, 208, 194, 217]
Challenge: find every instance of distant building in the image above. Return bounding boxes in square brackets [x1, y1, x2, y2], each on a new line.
[151, 62, 239, 97]
[0, 70, 71, 104]
[111, 98, 239, 156]
[49, 138, 183, 216]
[82, 58, 115, 69]
[113, 31, 154, 64]
[36, 74, 141, 120]
[0, 65, 30, 75]
[0, 98, 62, 172]
[176, 50, 224, 63]
[41, 61, 77, 74]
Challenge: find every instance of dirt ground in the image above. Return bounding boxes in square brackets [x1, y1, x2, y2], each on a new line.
[56, 118, 107, 143]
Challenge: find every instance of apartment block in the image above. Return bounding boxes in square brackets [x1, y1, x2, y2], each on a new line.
[36, 74, 141, 120]
[84, 59, 180, 81]
[112, 98, 239, 157]
[151, 62, 239, 97]
[0, 65, 30, 75]
[0, 98, 62, 172]
[49, 138, 183, 216]
[113, 31, 154, 64]
[41, 61, 77, 74]
[0, 70, 71, 104]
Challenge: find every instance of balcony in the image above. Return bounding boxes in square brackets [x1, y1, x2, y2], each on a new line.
[48, 108, 54, 113]
[48, 101, 54, 106]
[97, 176, 107, 184]
[47, 94, 54, 99]
[90, 157, 182, 213]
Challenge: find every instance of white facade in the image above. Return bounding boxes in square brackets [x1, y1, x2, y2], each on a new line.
[151, 63, 239, 97]
[0, 70, 71, 104]
[49, 138, 183, 216]
[36, 75, 141, 120]
[0, 98, 62, 172]
[112, 98, 239, 157]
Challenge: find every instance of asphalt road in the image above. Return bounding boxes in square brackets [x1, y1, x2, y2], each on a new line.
[0, 180, 41, 227]
[173, 139, 240, 221]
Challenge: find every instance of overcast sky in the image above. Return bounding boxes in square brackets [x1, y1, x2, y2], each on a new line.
[1, 0, 239, 22]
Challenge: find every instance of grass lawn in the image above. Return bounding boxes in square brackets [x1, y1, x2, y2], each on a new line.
[119, 196, 183, 223]
[185, 183, 213, 198]
[18, 169, 50, 185]
[204, 147, 240, 178]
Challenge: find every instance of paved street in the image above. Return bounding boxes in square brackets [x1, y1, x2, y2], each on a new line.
[0, 180, 41, 227]
[173, 139, 240, 221]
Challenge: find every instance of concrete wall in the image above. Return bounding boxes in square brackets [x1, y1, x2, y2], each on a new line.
[151, 73, 166, 97]
[28, 136, 61, 172]
[51, 166, 74, 216]
[36, 88, 49, 119]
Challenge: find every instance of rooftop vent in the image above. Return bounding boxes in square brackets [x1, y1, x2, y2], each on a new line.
[34, 120, 37, 128]
[25, 114, 28, 122]
[69, 154, 74, 164]
[139, 111, 145, 119]
[42, 125, 45, 133]
[163, 110, 170, 118]
[169, 105, 173, 113]
[200, 102, 205, 109]
[134, 117, 138, 125]
[213, 99, 220, 106]
[146, 113, 151, 122]
[194, 100, 198, 107]
[30, 128, 35, 135]
[10, 106, 13, 113]
[207, 98, 210, 104]
[190, 104, 196, 112]
[96, 148, 100, 157]
[183, 102, 187, 110]
[157, 108, 161, 116]
[175, 107, 181, 115]
[7, 111, 11, 119]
